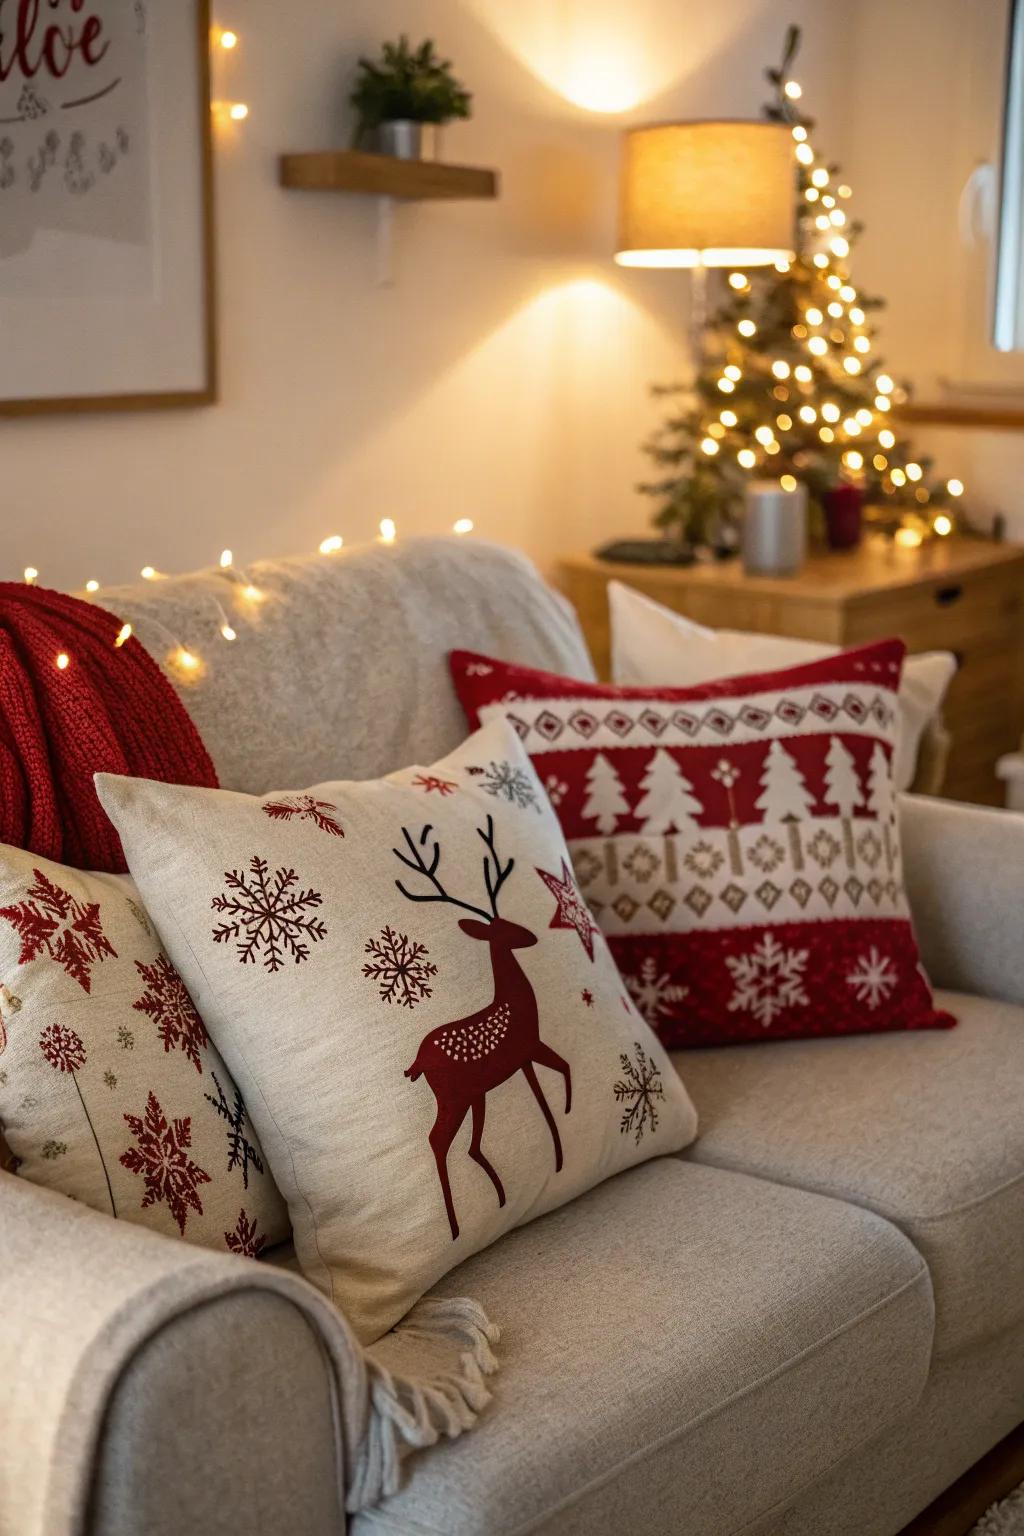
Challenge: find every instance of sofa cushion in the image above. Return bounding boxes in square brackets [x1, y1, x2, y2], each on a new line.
[355, 1160, 932, 1536]
[679, 990, 1024, 1358]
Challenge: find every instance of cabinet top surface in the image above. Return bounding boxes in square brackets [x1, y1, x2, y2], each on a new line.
[559, 538, 1024, 604]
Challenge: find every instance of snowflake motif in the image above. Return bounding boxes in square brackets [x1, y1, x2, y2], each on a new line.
[625, 957, 689, 1027]
[225, 1208, 267, 1259]
[103, 1070, 117, 1089]
[363, 926, 438, 1008]
[471, 760, 540, 812]
[41, 1139, 67, 1160]
[623, 845, 660, 883]
[536, 860, 599, 961]
[411, 775, 458, 796]
[205, 1072, 263, 1187]
[581, 988, 594, 1007]
[807, 829, 842, 869]
[117, 1025, 135, 1051]
[545, 775, 569, 806]
[747, 834, 786, 874]
[0, 868, 116, 993]
[614, 1042, 666, 1144]
[711, 758, 740, 790]
[846, 946, 898, 1010]
[262, 793, 344, 837]
[726, 932, 810, 1028]
[133, 954, 209, 1073]
[120, 1091, 211, 1235]
[212, 857, 326, 972]
[683, 840, 724, 880]
[39, 1024, 86, 1073]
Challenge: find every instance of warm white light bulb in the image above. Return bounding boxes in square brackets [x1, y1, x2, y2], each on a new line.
[379, 518, 397, 542]
[853, 335, 870, 353]
[55, 652, 70, 671]
[830, 236, 850, 258]
[780, 473, 798, 492]
[812, 253, 829, 268]
[906, 462, 923, 482]
[827, 302, 843, 318]
[318, 535, 343, 554]
[717, 378, 735, 393]
[720, 409, 738, 427]
[794, 365, 813, 383]
[140, 566, 157, 580]
[843, 356, 862, 374]
[838, 183, 852, 198]
[795, 143, 814, 166]
[243, 584, 262, 601]
[811, 168, 829, 188]
[85, 579, 100, 593]
[792, 125, 808, 143]
[23, 566, 38, 584]
[805, 187, 819, 202]
[843, 417, 861, 435]
[114, 623, 132, 648]
[822, 403, 841, 423]
[728, 272, 748, 290]
[220, 29, 238, 48]
[700, 437, 720, 456]
[879, 428, 896, 449]
[875, 395, 891, 411]
[947, 478, 964, 497]
[844, 451, 864, 470]
[934, 513, 953, 535]
[839, 284, 857, 302]
[849, 306, 865, 325]
[891, 468, 907, 487]
[830, 209, 847, 227]
[799, 405, 817, 423]
[175, 647, 200, 672]
[805, 307, 823, 325]
[737, 448, 757, 468]
[856, 408, 873, 426]
[875, 374, 894, 394]
[737, 319, 757, 337]
[808, 336, 828, 356]
[220, 623, 237, 642]
[895, 526, 923, 549]
[452, 518, 474, 535]
[784, 80, 802, 99]
[229, 102, 249, 121]
[819, 426, 835, 442]
[755, 426, 774, 446]
[771, 360, 790, 379]
[724, 364, 742, 381]
[220, 548, 233, 568]
[815, 214, 831, 231]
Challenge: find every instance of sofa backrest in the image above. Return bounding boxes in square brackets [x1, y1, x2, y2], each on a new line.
[95, 537, 595, 793]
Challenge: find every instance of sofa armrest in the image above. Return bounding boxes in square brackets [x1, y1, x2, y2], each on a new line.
[899, 793, 1024, 1005]
[0, 1178, 351, 1536]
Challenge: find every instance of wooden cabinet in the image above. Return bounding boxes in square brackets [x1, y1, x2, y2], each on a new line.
[556, 540, 1024, 807]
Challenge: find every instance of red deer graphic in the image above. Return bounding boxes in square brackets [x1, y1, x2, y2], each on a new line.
[394, 816, 572, 1240]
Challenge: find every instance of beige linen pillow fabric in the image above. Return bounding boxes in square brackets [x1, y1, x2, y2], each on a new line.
[608, 580, 956, 792]
[97, 718, 698, 1344]
[0, 848, 289, 1254]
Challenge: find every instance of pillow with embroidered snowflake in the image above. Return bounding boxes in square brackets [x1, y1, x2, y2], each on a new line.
[450, 640, 954, 1049]
[95, 716, 698, 1344]
[0, 844, 289, 1256]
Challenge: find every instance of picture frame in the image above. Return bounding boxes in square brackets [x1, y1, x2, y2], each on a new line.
[0, 0, 217, 415]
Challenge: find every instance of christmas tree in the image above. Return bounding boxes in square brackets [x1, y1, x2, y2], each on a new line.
[635, 748, 703, 833]
[640, 26, 965, 551]
[582, 752, 630, 834]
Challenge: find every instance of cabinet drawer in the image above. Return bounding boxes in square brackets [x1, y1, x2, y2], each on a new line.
[842, 562, 1024, 652]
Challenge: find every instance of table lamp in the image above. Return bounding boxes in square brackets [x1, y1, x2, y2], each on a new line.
[615, 120, 795, 334]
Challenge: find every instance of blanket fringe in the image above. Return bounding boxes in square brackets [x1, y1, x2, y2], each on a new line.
[347, 1295, 501, 1514]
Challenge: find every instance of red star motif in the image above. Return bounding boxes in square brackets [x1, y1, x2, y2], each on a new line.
[536, 859, 598, 962]
[411, 775, 458, 796]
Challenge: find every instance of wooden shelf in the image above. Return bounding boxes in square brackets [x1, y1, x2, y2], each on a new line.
[279, 150, 498, 200]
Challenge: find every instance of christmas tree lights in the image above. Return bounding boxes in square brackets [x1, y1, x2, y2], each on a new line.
[640, 27, 965, 551]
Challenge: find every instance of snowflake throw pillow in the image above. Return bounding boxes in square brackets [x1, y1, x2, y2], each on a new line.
[450, 641, 954, 1048]
[95, 717, 698, 1344]
[0, 846, 289, 1255]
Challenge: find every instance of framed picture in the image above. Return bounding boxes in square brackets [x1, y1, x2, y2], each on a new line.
[0, 0, 216, 414]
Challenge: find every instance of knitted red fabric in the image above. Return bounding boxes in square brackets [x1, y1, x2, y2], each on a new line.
[0, 583, 217, 873]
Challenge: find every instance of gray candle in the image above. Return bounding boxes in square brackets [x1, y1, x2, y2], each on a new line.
[742, 480, 807, 575]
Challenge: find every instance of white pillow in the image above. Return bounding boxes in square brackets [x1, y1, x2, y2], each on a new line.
[608, 581, 956, 793]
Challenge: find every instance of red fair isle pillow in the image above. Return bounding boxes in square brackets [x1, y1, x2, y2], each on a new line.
[450, 641, 954, 1048]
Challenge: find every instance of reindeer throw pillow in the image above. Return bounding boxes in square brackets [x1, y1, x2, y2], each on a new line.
[96, 718, 698, 1344]
[0, 846, 289, 1255]
[450, 641, 954, 1049]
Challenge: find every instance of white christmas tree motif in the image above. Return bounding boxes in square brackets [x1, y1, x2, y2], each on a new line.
[755, 740, 814, 871]
[866, 741, 896, 873]
[824, 736, 865, 870]
[625, 956, 689, 1026]
[726, 932, 809, 1028]
[635, 749, 703, 835]
[846, 946, 897, 1010]
[582, 752, 630, 835]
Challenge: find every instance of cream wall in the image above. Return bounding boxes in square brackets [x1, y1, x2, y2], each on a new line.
[0, 0, 850, 591]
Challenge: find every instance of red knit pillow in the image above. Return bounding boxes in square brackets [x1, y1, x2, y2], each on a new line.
[450, 641, 954, 1048]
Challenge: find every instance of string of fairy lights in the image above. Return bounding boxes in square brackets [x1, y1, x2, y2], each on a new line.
[21, 519, 476, 681]
[700, 76, 965, 548]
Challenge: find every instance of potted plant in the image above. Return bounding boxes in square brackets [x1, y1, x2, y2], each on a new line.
[350, 36, 472, 161]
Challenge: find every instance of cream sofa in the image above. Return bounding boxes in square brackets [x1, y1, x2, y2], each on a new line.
[2, 538, 1022, 1536]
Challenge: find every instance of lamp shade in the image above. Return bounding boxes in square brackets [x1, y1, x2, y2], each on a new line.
[615, 120, 795, 268]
